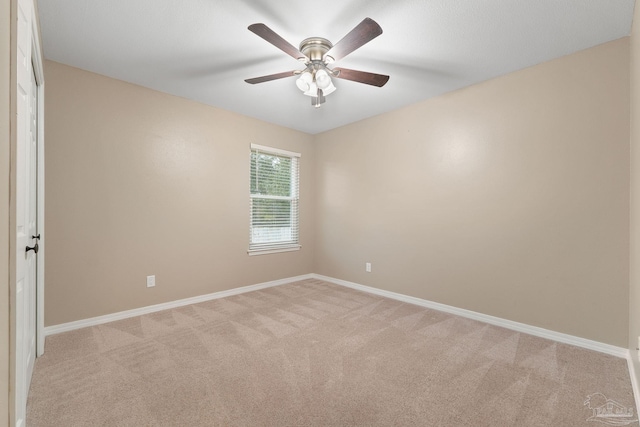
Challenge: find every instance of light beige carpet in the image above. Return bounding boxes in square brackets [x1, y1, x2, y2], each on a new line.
[27, 279, 638, 426]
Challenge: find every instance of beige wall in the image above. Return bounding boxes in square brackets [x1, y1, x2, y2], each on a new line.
[314, 39, 630, 347]
[630, 1, 640, 389]
[44, 61, 315, 326]
[46, 37, 631, 349]
[1, 0, 11, 423]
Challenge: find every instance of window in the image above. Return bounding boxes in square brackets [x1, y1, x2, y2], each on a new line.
[249, 144, 300, 255]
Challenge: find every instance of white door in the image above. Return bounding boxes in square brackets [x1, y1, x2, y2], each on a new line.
[27, 64, 39, 384]
[15, 0, 39, 423]
[15, 63, 38, 427]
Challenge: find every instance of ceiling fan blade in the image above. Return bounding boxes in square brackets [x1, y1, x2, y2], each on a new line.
[332, 68, 389, 87]
[248, 23, 306, 61]
[245, 71, 298, 84]
[324, 18, 383, 62]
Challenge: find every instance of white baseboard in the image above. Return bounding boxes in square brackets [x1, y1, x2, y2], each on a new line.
[313, 274, 629, 359]
[628, 354, 640, 412]
[45, 272, 629, 360]
[44, 274, 314, 337]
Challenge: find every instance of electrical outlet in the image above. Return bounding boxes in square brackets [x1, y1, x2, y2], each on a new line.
[365, 262, 372, 273]
[146, 275, 156, 288]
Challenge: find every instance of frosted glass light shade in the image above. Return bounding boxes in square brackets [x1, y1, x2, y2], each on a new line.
[303, 81, 318, 97]
[315, 69, 331, 89]
[322, 80, 336, 96]
[296, 72, 313, 92]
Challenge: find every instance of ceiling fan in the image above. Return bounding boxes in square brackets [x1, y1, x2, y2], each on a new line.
[245, 18, 389, 108]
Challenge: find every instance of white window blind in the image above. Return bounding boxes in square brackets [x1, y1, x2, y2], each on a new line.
[249, 144, 301, 255]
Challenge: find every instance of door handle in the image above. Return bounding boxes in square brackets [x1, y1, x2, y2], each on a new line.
[26, 242, 39, 254]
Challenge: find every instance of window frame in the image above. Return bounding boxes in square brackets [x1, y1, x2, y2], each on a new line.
[248, 143, 301, 256]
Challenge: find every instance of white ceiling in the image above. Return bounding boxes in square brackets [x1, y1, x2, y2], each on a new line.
[38, 0, 635, 134]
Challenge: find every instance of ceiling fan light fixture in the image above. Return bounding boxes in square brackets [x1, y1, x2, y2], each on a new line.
[322, 80, 336, 96]
[315, 68, 331, 90]
[295, 71, 313, 92]
[303, 81, 319, 97]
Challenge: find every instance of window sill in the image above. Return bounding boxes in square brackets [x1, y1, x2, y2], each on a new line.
[247, 245, 301, 256]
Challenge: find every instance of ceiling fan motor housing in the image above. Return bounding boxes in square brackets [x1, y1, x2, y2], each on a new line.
[299, 37, 333, 62]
